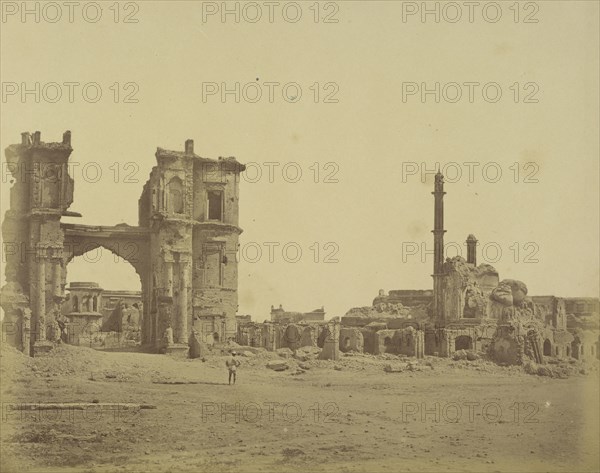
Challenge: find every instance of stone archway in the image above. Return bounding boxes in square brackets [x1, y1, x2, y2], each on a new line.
[64, 257, 143, 347]
[1, 131, 245, 356]
[62, 224, 150, 348]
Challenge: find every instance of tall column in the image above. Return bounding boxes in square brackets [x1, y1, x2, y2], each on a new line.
[178, 261, 189, 344]
[36, 257, 46, 342]
[165, 261, 173, 297]
[52, 258, 62, 298]
[431, 171, 446, 324]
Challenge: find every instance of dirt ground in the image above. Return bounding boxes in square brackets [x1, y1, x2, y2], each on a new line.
[1, 344, 598, 473]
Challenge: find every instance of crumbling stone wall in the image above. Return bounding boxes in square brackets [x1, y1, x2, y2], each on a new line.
[101, 300, 141, 341]
[236, 321, 324, 352]
[300, 325, 318, 347]
[261, 323, 278, 351]
[359, 323, 385, 354]
[373, 289, 433, 308]
[237, 322, 264, 347]
[569, 332, 599, 361]
[339, 327, 364, 353]
[394, 327, 425, 358]
[532, 296, 567, 331]
[374, 329, 397, 354]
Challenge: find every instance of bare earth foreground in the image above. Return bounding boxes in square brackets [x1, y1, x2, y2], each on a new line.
[1, 344, 598, 473]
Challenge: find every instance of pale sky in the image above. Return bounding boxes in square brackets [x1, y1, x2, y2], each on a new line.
[1, 1, 598, 321]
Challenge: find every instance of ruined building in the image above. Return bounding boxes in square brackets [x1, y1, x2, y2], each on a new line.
[347, 171, 597, 363]
[270, 305, 326, 324]
[54, 281, 142, 347]
[59, 282, 104, 345]
[237, 171, 598, 364]
[0, 131, 245, 356]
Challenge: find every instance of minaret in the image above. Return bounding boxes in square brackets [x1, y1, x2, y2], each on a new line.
[466, 234, 477, 266]
[432, 171, 446, 323]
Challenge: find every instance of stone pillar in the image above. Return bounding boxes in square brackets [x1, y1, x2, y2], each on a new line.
[32, 255, 54, 355]
[52, 259, 62, 298]
[141, 272, 151, 346]
[262, 324, 275, 351]
[319, 320, 340, 360]
[165, 262, 173, 297]
[415, 330, 425, 359]
[177, 261, 189, 344]
[157, 296, 173, 352]
[21, 309, 32, 355]
[35, 257, 46, 342]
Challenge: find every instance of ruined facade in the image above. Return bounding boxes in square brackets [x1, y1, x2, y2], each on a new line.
[1, 131, 244, 356]
[237, 320, 328, 350]
[335, 171, 596, 364]
[236, 171, 598, 365]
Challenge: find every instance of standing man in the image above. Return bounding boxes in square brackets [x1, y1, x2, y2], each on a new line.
[226, 351, 241, 385]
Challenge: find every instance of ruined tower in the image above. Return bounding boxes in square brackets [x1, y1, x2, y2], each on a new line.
[138, 140, 245, 353]
[466, 234, 477, 266]
[432, 171, 446, 323]
[1, 131, 76, 355]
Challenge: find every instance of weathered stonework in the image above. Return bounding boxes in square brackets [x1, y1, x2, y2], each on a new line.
[339, 327, 364, 353]
[315, 172, 586, 365]
[1, 132, 244, 356]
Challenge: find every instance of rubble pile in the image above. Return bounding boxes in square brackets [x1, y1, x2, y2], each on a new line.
[523, 359, 598, 378]
[1, 343, 170, 384]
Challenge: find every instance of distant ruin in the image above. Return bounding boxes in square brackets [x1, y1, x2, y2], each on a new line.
[237, 172, 599, 364]
[1, 131, 597, 363]
[1, 131, 245, 356]
[270, 305, 325, 324]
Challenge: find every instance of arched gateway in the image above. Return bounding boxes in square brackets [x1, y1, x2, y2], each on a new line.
[1, 131, 245, 356]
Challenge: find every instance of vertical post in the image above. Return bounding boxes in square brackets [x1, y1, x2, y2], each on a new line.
[52, 259, 62, 298]
[178, 262, 189, 344]
[466, 234, 477, 266]
[166, 262, 173, 297]
[36, 257, 46, 342]
[431, 171, 446, 324]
